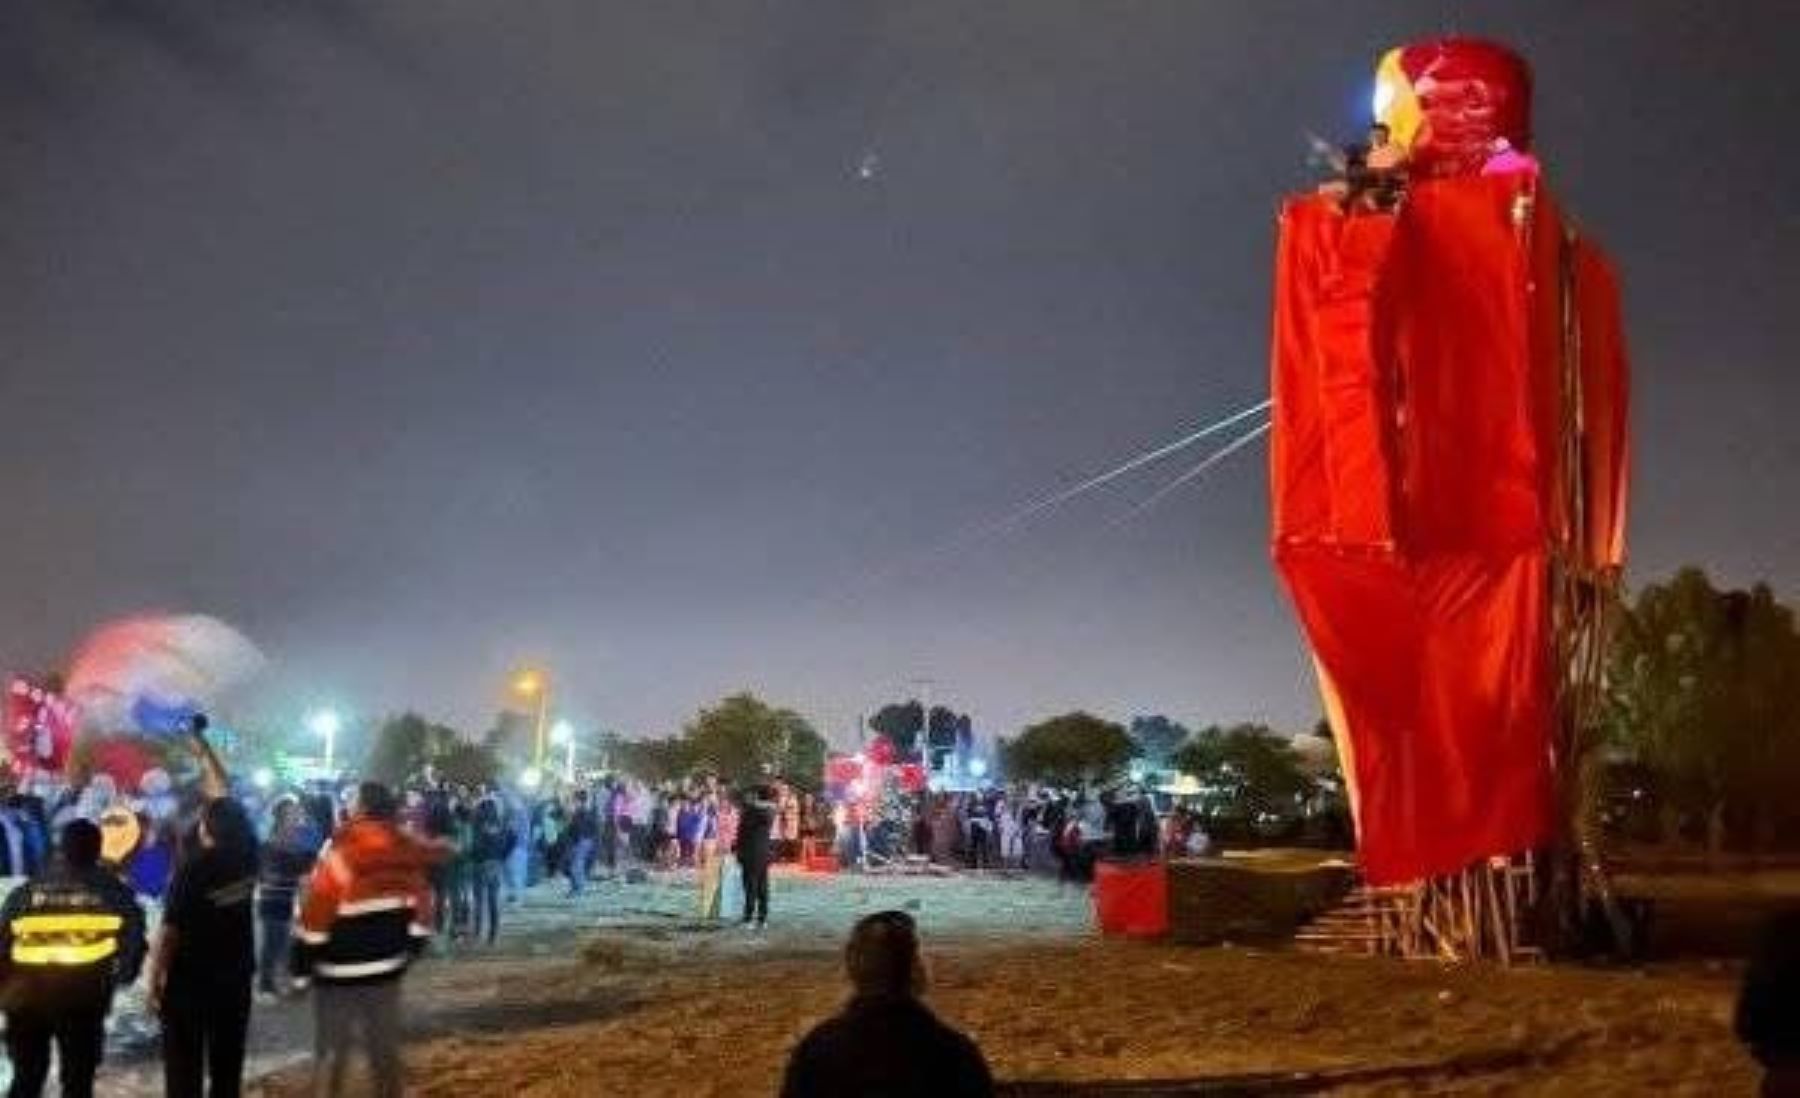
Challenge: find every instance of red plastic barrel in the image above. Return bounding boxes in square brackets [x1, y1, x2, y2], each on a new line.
[1092, 860, 1168, 937]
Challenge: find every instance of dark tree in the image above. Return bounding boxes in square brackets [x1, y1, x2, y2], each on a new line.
[1174, 724, 1312, 828]
[364, 712, 461, 786]
[1607, 568, 1800, 853]
[1001, 712, 1136, 785]
[1128, 715, 1191, 767]
[684, 692, 827, 791]
[867, 700, 970, 760]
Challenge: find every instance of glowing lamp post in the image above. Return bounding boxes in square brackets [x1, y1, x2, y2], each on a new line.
[309, 709, 343, 777]
[550, 719, 576, 783]
[513, 669, 552, 771]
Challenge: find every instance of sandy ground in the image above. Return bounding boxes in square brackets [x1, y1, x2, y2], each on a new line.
[192, 867, 1761, 1098]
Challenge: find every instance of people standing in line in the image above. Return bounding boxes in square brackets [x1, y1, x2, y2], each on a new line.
[564, 789, 598, 896]
[152, 796, 260, 1098]
[780, 910, 994, 1098]
[0, 818, 147, 1098]
[736, 782, 777, 928]
[258, 797, 318, 998]
[293, 781, 439, 1098]
[469, 798, 511, 945]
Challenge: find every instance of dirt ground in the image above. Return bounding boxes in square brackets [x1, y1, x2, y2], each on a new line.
[222, 868, 1757, 1097]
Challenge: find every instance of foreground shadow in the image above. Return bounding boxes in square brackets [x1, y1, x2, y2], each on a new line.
[407, 994, 646, 1040]
[999, 1045, 1545, 1096]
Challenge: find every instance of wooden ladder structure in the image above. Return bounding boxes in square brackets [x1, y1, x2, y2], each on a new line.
[1294, 858, 1543, 963]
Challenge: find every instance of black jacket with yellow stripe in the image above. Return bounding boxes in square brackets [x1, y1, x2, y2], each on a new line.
[0, 862, 147, 1011]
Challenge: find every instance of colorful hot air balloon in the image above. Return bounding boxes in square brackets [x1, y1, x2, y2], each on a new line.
[63, 614, 264, 737]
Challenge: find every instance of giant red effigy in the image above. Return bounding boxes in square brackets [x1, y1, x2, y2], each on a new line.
[1270, 40, 1629, 892]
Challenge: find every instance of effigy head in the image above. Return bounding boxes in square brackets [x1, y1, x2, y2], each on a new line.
[1372, 38, 1532, 178]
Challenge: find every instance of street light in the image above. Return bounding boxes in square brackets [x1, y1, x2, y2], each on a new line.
[518, 766, 543, 792]
[550, 719, 576, 783]
[513, 669, 552, 772]
[308, 709, 343, 776]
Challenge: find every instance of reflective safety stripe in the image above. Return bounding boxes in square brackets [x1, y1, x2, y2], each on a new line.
[337, 896, 411, 917]
[314, 955, 407, 979]
[11, 914, 123, 935]
[12, 938, 119, 966]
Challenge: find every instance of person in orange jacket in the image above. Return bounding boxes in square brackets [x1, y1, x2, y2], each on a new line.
[292, 781, 442, 1098]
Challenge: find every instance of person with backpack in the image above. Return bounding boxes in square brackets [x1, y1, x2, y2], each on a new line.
[470, 798, 512, 945]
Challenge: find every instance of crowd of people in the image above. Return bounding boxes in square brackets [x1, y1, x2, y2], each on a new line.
[0, 736, 1204, 1097]
[7, 728, 1800, 1097]
[845, 784, 1197, 884]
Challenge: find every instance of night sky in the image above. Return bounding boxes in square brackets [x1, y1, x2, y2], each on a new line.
[3, 2, 1796, 746]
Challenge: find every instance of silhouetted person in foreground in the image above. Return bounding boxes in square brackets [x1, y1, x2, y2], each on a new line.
[781, 911, 993, 1098]
[1738, 908, 1800, 1096]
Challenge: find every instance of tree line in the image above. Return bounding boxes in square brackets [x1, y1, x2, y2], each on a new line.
[1605, 567, 1800, 855]
[348, 691, 828, 793]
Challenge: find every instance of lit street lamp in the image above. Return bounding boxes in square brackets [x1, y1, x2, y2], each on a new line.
[550, 719, 576, 783]
[513, 669, 552, 771]
[309, 709, 343, 776]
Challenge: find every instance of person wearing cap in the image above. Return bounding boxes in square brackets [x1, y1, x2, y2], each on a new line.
[780, 911, 993, 1097]
[0, 818, 148, 1098]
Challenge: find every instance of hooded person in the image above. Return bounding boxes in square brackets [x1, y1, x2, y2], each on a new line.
[293, 781, 442, 1098]
[781, 911, 992, 1097]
